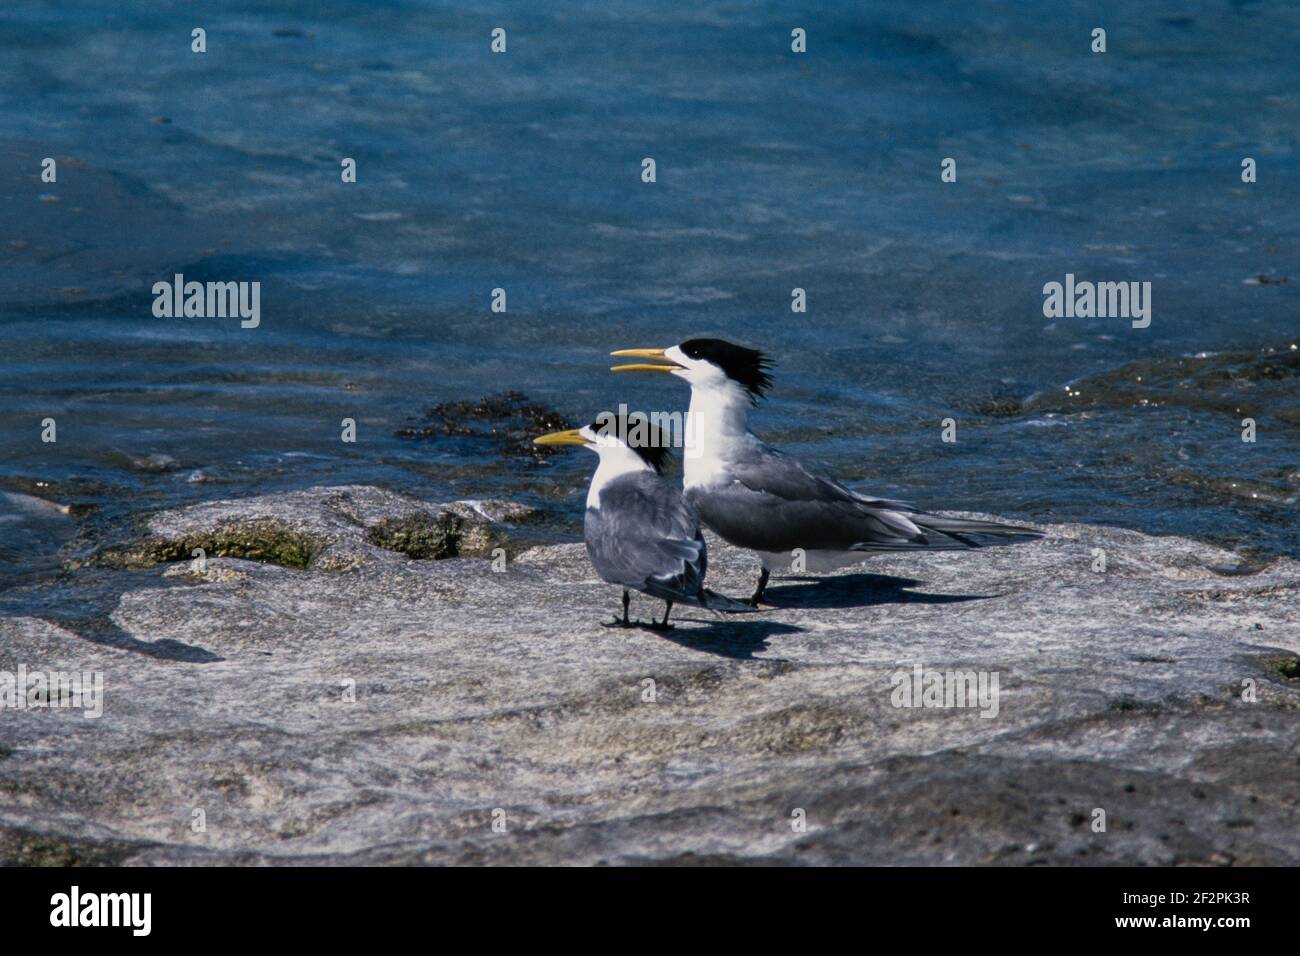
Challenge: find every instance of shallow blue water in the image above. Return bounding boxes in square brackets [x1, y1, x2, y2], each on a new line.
[2, 0, 1298, 605]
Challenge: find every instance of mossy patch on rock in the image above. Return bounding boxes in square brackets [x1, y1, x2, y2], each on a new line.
[367, 512, 503, 560]
[1268, 656, 1300, 680]
[94, 519, 324, 570]
[78, 488, 535, 572]
[0, 828, 138, 867]
[396, 391, 572, 460]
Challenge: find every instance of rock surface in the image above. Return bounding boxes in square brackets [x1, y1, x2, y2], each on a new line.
[0, 485, 1297, 865]
[81, 484, 540, 572]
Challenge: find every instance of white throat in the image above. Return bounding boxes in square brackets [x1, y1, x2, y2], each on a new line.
[683, 380, 752, 489]
[587, 443, 654, 509]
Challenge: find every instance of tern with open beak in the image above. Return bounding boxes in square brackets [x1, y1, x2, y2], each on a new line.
[612, 339, 1042, 605]
[535, 412, 753, 628]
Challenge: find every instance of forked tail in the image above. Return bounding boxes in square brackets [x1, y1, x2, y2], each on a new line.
[910, 514, 1043, 549]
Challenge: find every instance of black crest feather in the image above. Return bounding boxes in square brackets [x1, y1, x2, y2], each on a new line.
[589, 412, 673, 474]
[678, 338, 775, 403]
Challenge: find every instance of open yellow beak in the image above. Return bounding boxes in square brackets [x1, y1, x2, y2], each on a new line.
[533, 428, 589, 447]
[610, 347, 683, 373]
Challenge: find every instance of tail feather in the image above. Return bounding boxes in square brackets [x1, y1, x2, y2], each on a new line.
[851, 514, 1042, 553]
[701, 588, 759, 613]
[641, 582, 758, 612]
[911, 514, 1043, 549]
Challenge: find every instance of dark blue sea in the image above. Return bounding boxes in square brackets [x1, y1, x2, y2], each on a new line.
[2, 0, 1298, 617]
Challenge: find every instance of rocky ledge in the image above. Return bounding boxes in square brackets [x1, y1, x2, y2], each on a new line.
[1, 485, 1296, 865]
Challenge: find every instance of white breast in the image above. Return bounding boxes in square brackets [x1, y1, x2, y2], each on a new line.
[683, 380, 752, 490]
[587, 444, 652, 509]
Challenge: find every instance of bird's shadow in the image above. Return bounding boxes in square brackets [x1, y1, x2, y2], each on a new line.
[630, 617, 802, 660]
[67, 617, 224, 663]
[761, 573, 992, 610]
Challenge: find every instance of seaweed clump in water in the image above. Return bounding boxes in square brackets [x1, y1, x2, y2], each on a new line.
[396, 391, 572, 459]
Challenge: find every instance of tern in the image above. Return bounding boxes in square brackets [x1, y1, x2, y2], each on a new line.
[534, 413, 753, 628]
[611, 338, 1042, 605]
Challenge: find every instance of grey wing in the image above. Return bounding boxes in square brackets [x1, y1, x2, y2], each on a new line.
[585, 473, 709, 604]
[693, 442, 1040, 554]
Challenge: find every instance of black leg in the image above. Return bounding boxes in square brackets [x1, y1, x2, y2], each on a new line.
[749, 568, 770, 606]
[654, 599, 673, 629]
[602, 589, 633, 628]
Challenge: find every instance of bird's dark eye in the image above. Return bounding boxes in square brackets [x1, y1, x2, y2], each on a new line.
[679, 339, 707, 359]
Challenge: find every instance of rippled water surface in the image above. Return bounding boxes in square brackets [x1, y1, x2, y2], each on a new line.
[2, 0, 1298, 614]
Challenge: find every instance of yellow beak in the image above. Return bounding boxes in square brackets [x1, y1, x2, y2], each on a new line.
[609, 347, 683, 373]
[533, 428, 590, 447]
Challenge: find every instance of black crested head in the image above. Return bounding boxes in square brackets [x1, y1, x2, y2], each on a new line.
[589, 412, 672, 474]
[678, 338, 774, 404]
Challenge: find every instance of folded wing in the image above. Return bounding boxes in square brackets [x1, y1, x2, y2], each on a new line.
[691, 443, 1041, 554]
[585, 472, 710, 604]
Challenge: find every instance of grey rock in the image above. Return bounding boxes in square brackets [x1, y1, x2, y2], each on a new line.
[1, 485, 1297, 865]
[80, 484, 537, 572]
